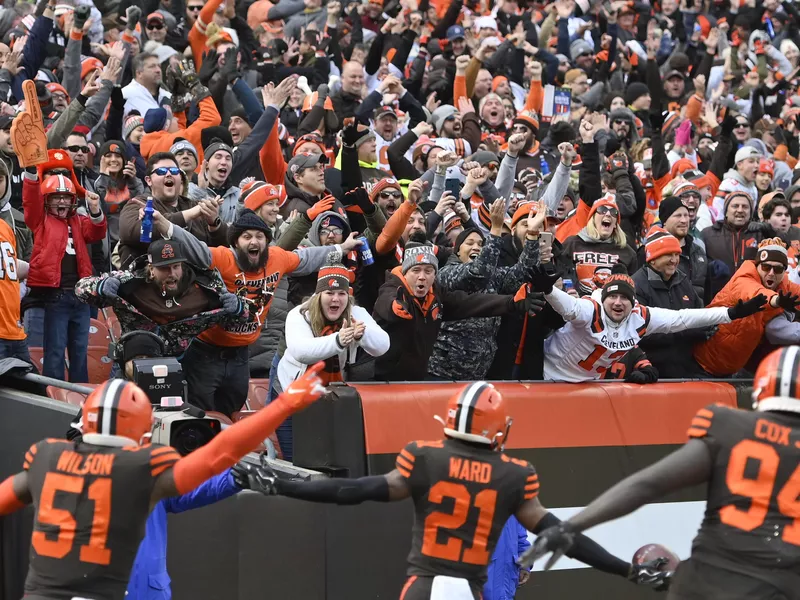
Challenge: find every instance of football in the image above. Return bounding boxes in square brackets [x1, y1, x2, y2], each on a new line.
[632, 543, 680, 571]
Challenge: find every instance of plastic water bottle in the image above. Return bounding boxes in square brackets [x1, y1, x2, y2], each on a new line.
[140, 198, 154, 243]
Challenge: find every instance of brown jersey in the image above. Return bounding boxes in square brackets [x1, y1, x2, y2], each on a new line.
[397, 438, 537, 584]
[22, 438, 180, 600]
[688, 404, 800, 576]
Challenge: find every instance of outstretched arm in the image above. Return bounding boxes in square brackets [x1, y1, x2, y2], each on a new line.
[275, 469, 410, 504]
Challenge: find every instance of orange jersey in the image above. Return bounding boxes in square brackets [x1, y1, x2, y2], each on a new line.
[198, 246, 300, 347]
[0, 219, 24, 340]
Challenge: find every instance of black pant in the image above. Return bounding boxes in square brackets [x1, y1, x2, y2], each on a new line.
[399, 576, 482, 600]
[669, 559, 791, 600]
[180, 339, 250, 417]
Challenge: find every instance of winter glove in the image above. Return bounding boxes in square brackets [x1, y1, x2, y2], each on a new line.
[178, 59, 212, 102]
[647, 110, 664, 131]
[531, 265, 561, 294]
[773, 125, 787, 147]
[110, 86, 125, 111]
[125, 6, 141, 31]
[316, 83, 329, 103]
[629, 558, 673, 591]
[727, 294, 767, 320]
[98, 276, 121, 299]
[720, 113, 737, 137]
[220, 46, 240, 85]
[221, 291, 244, 315]
[608, 151, 628, 172]
[511, 285, 547, 315]
[279, 362, 329, 410]
[776, 289, 800, 311]
[708, 259, 731, 279]
[232, 454, 278, 495]
[73, 5, 91, 30]
[518, 522, 575, 570]
[625, 364, 659, 384]
[306, 195, 336, 221]
[674, 120, 692, 146]
[342, 121, 368, 148]
[197, 50, 218, 86]
[343, 187, 375, 214]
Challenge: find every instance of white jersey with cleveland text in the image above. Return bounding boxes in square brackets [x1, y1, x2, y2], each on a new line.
[542, 287, 732, 382]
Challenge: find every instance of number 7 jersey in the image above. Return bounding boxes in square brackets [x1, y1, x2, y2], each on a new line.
[22, 438, 180, 600]
[397, 439, 537, 584]
[688, 404, 800, 575]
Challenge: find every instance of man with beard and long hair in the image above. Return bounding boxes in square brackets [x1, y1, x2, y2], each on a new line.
[154, 208, 363, 416]
[75, 235, 248, 359]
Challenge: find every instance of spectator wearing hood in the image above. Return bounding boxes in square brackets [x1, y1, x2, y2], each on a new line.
[633, 228, 709, 378]
[600, 107, 640, 152]
[94, 140, 145, 244]
[702, 191, 764, 301]
[694, 238, 800, 376]
[428, 199, 542, 381]
[713, 146, 762, 219]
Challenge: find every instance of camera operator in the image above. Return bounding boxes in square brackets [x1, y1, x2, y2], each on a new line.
[76, 238, 247, 358]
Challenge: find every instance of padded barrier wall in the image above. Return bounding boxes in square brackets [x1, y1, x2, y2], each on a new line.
[1, 380, 751, 600]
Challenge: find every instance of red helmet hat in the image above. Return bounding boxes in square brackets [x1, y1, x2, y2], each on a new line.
[752, 346, 800, 414]
[81, 380, 154, 447]
[436, 381, 512, 450]
[42, 174, 78, 217]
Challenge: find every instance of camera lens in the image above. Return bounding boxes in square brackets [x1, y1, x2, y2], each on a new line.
[171, 420, 220, 456]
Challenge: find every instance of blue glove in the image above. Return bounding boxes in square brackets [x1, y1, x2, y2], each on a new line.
[708, 260, 731, 279]
[99, 276, 121, 299]
[221, 291, 243, 315]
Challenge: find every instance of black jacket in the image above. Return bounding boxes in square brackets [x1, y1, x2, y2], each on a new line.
[632, 264, 708, 378]
[372, 267, 515, 381]
[637, 234, 707, 302]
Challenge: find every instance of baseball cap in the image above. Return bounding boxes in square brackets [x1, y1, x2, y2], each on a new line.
[446, 25, 465, 41]
[664, 69, 684, 80]
[148, 239, 186, 267]
[146, 12, 165, 23]
[374, 105, 397, 120]
[0, 115, 13, 131]
[735, 146, 762, 164]
[287, 152, 327, 181]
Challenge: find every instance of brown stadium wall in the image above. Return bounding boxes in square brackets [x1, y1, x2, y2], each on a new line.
[0, 380, 753, 600]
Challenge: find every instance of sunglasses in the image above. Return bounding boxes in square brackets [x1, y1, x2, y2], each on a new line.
[759, 263, 786, 274]
[735, 122, 749, 128]
[612, 119, 628, 126]
[596, 205, 619, 218]
[187, 5, 203, 10]
[379, 190, 403, 200]
[150, 166, 181, 176]
[147, 22, 164, 30]
[45, 168, 71, 177]
[66, 145, 89, 154]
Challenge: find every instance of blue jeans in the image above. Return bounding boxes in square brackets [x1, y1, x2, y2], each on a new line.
[0, 338, 31, 364]
[268, 353, 293, 461]
[41, 290, 90, 383]
[23, 307, 44, 348]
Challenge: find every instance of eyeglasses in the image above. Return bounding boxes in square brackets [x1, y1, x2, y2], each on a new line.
[321, 227, 343, 237]
[66, 145, 89, 154]
[379, 190, 403, 200]
[596, 205, 619, 218]
[759, 263, 786, 274]
[150, 166, 181, 176]
[612, 119, 628, 126]
[147, 22, 164, 30]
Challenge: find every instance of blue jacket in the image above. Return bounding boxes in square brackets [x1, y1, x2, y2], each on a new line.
[125, 469, 240, 599]
[484, 516, 531, 600]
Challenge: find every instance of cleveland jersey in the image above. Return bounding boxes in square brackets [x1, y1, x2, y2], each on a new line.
[23, 438, 180, 599]
[543, 287, 731, 382]
[397, 439, 537, 584]
[688, 404, 800, 574]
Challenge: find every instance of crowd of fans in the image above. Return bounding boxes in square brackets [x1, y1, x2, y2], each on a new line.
[1, 0, 800, 461]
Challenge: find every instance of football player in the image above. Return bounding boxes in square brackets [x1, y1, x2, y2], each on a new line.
[235, 381, 662, 599]
[522, 346, 800, 599]
[0, 364, 327, 600]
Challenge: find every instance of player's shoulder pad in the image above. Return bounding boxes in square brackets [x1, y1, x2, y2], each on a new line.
[687, 403, 737, 440]
[500, 454, 539, 500]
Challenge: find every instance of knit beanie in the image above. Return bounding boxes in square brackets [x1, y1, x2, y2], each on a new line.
[230, 107, 252, 127]
[511, 201, 534, 229]
[492, 75, 508, 92]
[242, 180, 285, 210]
[123, 115, 144, 140]
[454, 227, 484, 254]
[624, 82, 649, 107]
[755, 237, 789, 268]
[98, 140, 129, 162]
[672, 180, 700, 199]
[644, 227, 682, 262]
[370, 177, 403, 202]
[170, 139, 198, 161]
[315, 252, 353, 293]
[587, 193, 621, 223]
[512, 110, 540, 133]
[204, 138, 233, 161]
[658, 195, 685, 224]
[143, 107, 168, 133]
[429, 105, 458, 134]
[601, 264, 636, 304]
[402, 242, 439, 273]
[227, 209, 273, 246]
[120, 332, 163, 365]
[723, 191, 753, 218]
[443, 210, 462, 234]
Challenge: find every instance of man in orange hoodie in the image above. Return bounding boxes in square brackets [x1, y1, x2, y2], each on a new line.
[139, 61, 221, 167]
[694, 238, 800, 376]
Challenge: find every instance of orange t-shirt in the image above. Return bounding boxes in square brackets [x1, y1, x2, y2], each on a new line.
[198, 246, 300, 347]
[0, 219, 24, 341]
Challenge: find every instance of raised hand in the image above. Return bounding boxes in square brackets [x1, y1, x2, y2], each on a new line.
[407, 178, 428, 205]
[279, 362, 328, 410]
[507, 133, 526, 157]
[11, 79, 47, 167]
[436, 150, 459, 168]
[489, 198, 506, 233]
[457, 95, 475, 116]
[558, 141, 577, 165]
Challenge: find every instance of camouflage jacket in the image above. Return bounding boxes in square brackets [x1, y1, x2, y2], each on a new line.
[75, 255, 248, 356]
[427, 235, 540, 380]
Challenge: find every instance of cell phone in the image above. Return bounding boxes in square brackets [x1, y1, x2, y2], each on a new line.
[539, 231, 553, 246]
[444, 178, 461, 199]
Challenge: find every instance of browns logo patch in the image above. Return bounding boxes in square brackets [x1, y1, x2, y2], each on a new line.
[760, 250, 769, 262]
[54, 151, 64, 160]
[162, 244, 175, 259]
